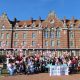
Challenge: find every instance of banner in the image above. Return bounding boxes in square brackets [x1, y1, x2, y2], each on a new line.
[49, 65, 69, 76]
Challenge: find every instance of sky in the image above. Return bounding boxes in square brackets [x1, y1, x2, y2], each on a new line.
[0, 0, 80, 20]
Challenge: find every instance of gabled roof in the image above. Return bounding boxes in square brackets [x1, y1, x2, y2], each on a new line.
[0, 13, 11, 29]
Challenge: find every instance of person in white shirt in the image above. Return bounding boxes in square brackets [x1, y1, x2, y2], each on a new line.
[7, 61, 15, 76]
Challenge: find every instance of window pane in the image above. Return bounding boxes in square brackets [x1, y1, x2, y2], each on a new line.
[32, 41, 36, 46]
[50, 31, 54, 38]
[44, 31, 48, 38]
[69, 32, 74, 39]
[22, 41, 26, 46]
[23, 33, 26, 39]
[14, 41, 18, 47]
[6, 41, 9, 46]
[14, 33, 18, 39]
[0, 33, 4, 39]
[6, 33, 10, 39]
[57, 40, 60, 46]
[51, 40, 54, 46]
[45, 41, 48, 46]
[56, 29, 60, 38]
[70, 40, 74, 47]
[32, 33, 36, 39]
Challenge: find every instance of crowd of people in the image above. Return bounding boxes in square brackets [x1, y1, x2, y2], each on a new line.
[5, 51, 80, 76]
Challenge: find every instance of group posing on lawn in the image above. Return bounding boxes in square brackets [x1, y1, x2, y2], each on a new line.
[0, 51, 80, 76]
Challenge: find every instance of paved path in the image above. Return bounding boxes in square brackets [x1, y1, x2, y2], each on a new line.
[0, 73, 80, 80]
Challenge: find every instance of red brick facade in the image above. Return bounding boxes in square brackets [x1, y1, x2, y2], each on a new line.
[0, 12, 80, 56]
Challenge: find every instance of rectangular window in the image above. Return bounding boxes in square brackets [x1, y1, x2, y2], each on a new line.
[32, 41, 36, 46]
[14, 33, 18, 39]
[0, 33, 4, 39]
[44, 31, 48, 38]
[23, 33, 26, 39]
[70, 40, 74, 47]
[45, 41, 48, 46]
[6, 41, 9, 46]
[50, 32, 54, 38]
[51, 40, 54, 46]
[22, 41, 26, 46]
[6, 33, 10, 39]
[14, 41, 18, 47]
[56, 30, 60, 38]
[32, 33, 36, 39]
[57, 40, 60, 46]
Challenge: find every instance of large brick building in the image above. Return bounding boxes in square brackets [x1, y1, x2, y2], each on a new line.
[0, 11, 80, 56]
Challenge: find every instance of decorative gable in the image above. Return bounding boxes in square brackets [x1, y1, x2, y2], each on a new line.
[0, 12, 12, 29]
[42, 11, 63, 29]
[46, 11, 57, 21]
